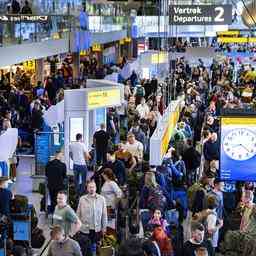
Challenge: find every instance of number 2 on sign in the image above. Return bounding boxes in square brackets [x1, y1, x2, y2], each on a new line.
[214, 7, 224, 22]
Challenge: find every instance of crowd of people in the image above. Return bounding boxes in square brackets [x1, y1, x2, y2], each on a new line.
[215, 43, 256, 53]
[1, 48, 256, 256]
[6, 0, 32, 14]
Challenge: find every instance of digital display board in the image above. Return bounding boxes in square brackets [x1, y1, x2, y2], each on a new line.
[220, 117, 256, 181]
[87, 89, 121, 110]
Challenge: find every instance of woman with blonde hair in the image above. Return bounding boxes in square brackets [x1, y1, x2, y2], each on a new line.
[140, 171, 167, 212]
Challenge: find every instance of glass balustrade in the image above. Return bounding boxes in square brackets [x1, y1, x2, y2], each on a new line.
[0, 14, 127, 47]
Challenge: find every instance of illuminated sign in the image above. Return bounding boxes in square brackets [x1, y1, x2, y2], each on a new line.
[217, 37, 256, 43]
[23, 60, 35, 71]
[124, 37, 132, 43]
[169, 5, 232, 25]
[119, 39, 125, 45]
[92, 43, 101, 52]
[88, 89, 121, 110]
[0, 15, 48, 22]
[217, 30, 240, 36]
[80, 50, 90, 56]
[151, 52, 168, 64]
[220, 117, 256, 181]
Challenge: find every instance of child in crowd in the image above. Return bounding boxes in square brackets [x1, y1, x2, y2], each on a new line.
[147, 209, 168, 233]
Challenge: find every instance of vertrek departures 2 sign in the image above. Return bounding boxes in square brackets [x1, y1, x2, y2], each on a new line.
[170, 5, 232, 25]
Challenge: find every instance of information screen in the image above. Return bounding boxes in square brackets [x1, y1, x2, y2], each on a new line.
[220, 117, 256, 181]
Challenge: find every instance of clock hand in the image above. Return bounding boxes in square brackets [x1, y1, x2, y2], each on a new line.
[231, 144, 242, 148]
[240, 144, 250, 152]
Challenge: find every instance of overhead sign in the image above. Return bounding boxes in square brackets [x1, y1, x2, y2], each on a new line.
[217, 30, 240, 36]
[220, 117, 256, 181]
[169, 5, 232, 25]
[0, 15, 48, 22]
[92, 43, 101, 52]
[87, 88, 121, 110]
[23, 60, 35, 71]
[151, 52, 168, 64]
[218, 37, 256, 43]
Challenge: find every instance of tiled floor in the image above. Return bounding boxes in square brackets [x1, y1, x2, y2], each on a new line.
[15, 156, 51, 256]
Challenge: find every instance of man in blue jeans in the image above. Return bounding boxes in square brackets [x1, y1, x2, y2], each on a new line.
[69, 133, 90, 195]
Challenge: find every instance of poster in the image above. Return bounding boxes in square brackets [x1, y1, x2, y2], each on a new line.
[220, 117, 256, 181]
[69, 118, 84, 142]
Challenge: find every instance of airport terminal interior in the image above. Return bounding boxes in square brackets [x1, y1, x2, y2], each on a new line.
[2, 0, 256, 255]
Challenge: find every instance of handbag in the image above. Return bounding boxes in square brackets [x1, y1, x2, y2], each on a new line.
[99, 235, 116, 256]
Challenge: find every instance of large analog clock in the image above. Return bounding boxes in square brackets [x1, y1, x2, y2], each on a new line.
[223, 128, 256, 161]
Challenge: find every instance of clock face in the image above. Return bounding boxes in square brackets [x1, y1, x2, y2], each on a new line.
[223, 128, 256, 161]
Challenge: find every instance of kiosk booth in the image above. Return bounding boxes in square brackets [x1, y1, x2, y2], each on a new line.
[64, 79, 124, 170]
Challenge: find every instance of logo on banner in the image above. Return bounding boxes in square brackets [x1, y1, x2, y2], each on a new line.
[0, 15, 48, 22]
[169, 5, 232, 25]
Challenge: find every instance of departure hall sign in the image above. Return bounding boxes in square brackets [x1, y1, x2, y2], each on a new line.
[169, 5, 232, 25]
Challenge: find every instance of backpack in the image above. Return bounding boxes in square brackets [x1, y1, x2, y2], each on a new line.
[187, 182, 203, 211]
[136, 86, 145, 97]
[147, 186, 167, 212]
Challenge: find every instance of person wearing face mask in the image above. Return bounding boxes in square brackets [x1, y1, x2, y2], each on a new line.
[0, 176, 12, 216]
[47, 225, 82, 256]
[183, 222, 213, 256]
[76, 180, 107, 256]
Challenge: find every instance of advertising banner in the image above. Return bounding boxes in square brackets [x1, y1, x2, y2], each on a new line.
[220, 117, 256, 181]
[170, 5, 232, 25]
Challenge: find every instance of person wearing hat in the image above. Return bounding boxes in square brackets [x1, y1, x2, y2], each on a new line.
[0, 176, 12, 216]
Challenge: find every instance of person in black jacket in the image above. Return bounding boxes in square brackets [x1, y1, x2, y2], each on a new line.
[183, 222, 213, 256]
[45, 150, 67, 213]
[21, 0, 32, 14]
[93, 123, 109, 165]
[0, 176, 12, 216]
[31, 101, 43, 132]
[182, 139, 201, 186]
